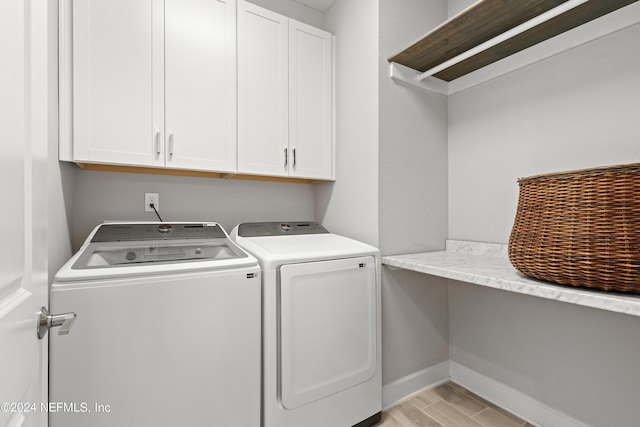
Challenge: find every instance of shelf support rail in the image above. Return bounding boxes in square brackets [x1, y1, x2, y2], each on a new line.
[417, 0, 591, 81]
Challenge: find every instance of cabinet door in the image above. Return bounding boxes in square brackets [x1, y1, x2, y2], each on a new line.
[73, 0, 164, 167]
[289, 20, 333, 180]
[237, 0, 289, 176]
[165, 0, 236, 172]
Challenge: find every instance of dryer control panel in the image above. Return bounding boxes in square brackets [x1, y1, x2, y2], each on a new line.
[237, 222, 329, 237]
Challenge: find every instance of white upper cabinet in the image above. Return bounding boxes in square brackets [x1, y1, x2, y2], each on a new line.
[63, 0, 332, 181]
[288, 20, 333, 180]
[72, 0, 160, 166]
[70, 0, 237, 172]
[237, 1, 289, 176]
[165, 0, 236, 172]
[237, 0, 334, 180]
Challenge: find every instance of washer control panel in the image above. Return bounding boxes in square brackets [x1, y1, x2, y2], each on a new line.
[91, 223, 226, 242]
[237, 222, 329, 237]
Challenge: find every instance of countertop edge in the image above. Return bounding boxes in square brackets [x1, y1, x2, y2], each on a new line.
[382, 246, 640, 318]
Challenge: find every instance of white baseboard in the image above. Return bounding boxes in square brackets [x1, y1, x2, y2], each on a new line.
[449, 362, 591, 427]
[383, 360, 592, 426]
[382, 360, 449, 410]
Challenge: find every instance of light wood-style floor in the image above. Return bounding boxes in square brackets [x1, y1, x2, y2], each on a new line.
[379, 381, 534, 427]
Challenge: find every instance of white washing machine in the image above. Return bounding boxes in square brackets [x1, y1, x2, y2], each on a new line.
[231, 222, 382, 427]
[49, 222, 261, 427]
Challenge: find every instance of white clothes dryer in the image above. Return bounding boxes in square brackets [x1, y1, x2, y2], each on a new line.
[231, 222, 382, 427]
[50, 222, 261, 427]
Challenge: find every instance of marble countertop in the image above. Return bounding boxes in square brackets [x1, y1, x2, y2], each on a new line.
[382, 240, 640, 317]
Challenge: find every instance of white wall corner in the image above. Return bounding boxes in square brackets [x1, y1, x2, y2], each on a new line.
[389, 62, 449, 96]
[382, 360, 449, 410]
[449, 361, 592, 427]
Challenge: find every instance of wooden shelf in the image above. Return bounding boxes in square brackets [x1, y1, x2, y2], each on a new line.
[388, 0, 639, 82]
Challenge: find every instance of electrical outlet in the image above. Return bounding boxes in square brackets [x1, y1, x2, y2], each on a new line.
[145, 193, 159, 212]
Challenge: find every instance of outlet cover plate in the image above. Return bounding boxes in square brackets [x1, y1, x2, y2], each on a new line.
[145, 193, 159, 212]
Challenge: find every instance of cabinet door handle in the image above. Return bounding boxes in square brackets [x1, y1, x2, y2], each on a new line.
[155, 130, 161, 156]
[292, 148, 296, 167]
[168, 133, 174, 157]
[284, 148, 288, 167]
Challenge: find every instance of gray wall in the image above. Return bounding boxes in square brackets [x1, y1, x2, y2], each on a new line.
[378, 0, 450, 387]
[70, 170, 316, 249]
[48, 163, 74, 278]
[447, 0, 473, 17]
[316, 0, 379, 246]
[447, 13, 640, 427]
[448, 22, 640, 244]
[379, 0, 448, 256]
[450, 282, 640, 426]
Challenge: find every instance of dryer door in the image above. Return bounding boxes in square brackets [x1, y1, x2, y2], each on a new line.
[279, 256, 377, 409]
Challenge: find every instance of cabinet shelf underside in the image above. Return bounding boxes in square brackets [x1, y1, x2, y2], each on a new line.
[75, 163, 326, 184]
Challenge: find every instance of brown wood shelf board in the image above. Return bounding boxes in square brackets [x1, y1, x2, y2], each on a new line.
[388, 0, 568, 74]
[434, 0, 639, 81]
[388, 0, 639, 82]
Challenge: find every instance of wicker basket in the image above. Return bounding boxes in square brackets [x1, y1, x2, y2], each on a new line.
[508, 163, 640, 294]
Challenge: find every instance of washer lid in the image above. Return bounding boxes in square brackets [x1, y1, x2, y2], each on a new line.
[54, 222, 259, 282]
[72, 239, 246, 269]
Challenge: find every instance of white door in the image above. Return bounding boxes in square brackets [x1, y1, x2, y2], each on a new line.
[288, 20, 333, 180]
[165, 0, 237, 172]
[237, 0, 289, 176]
[0, 1, 50, 426]
[72, 0, 164, 167]
[279, 257, 377, 409]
